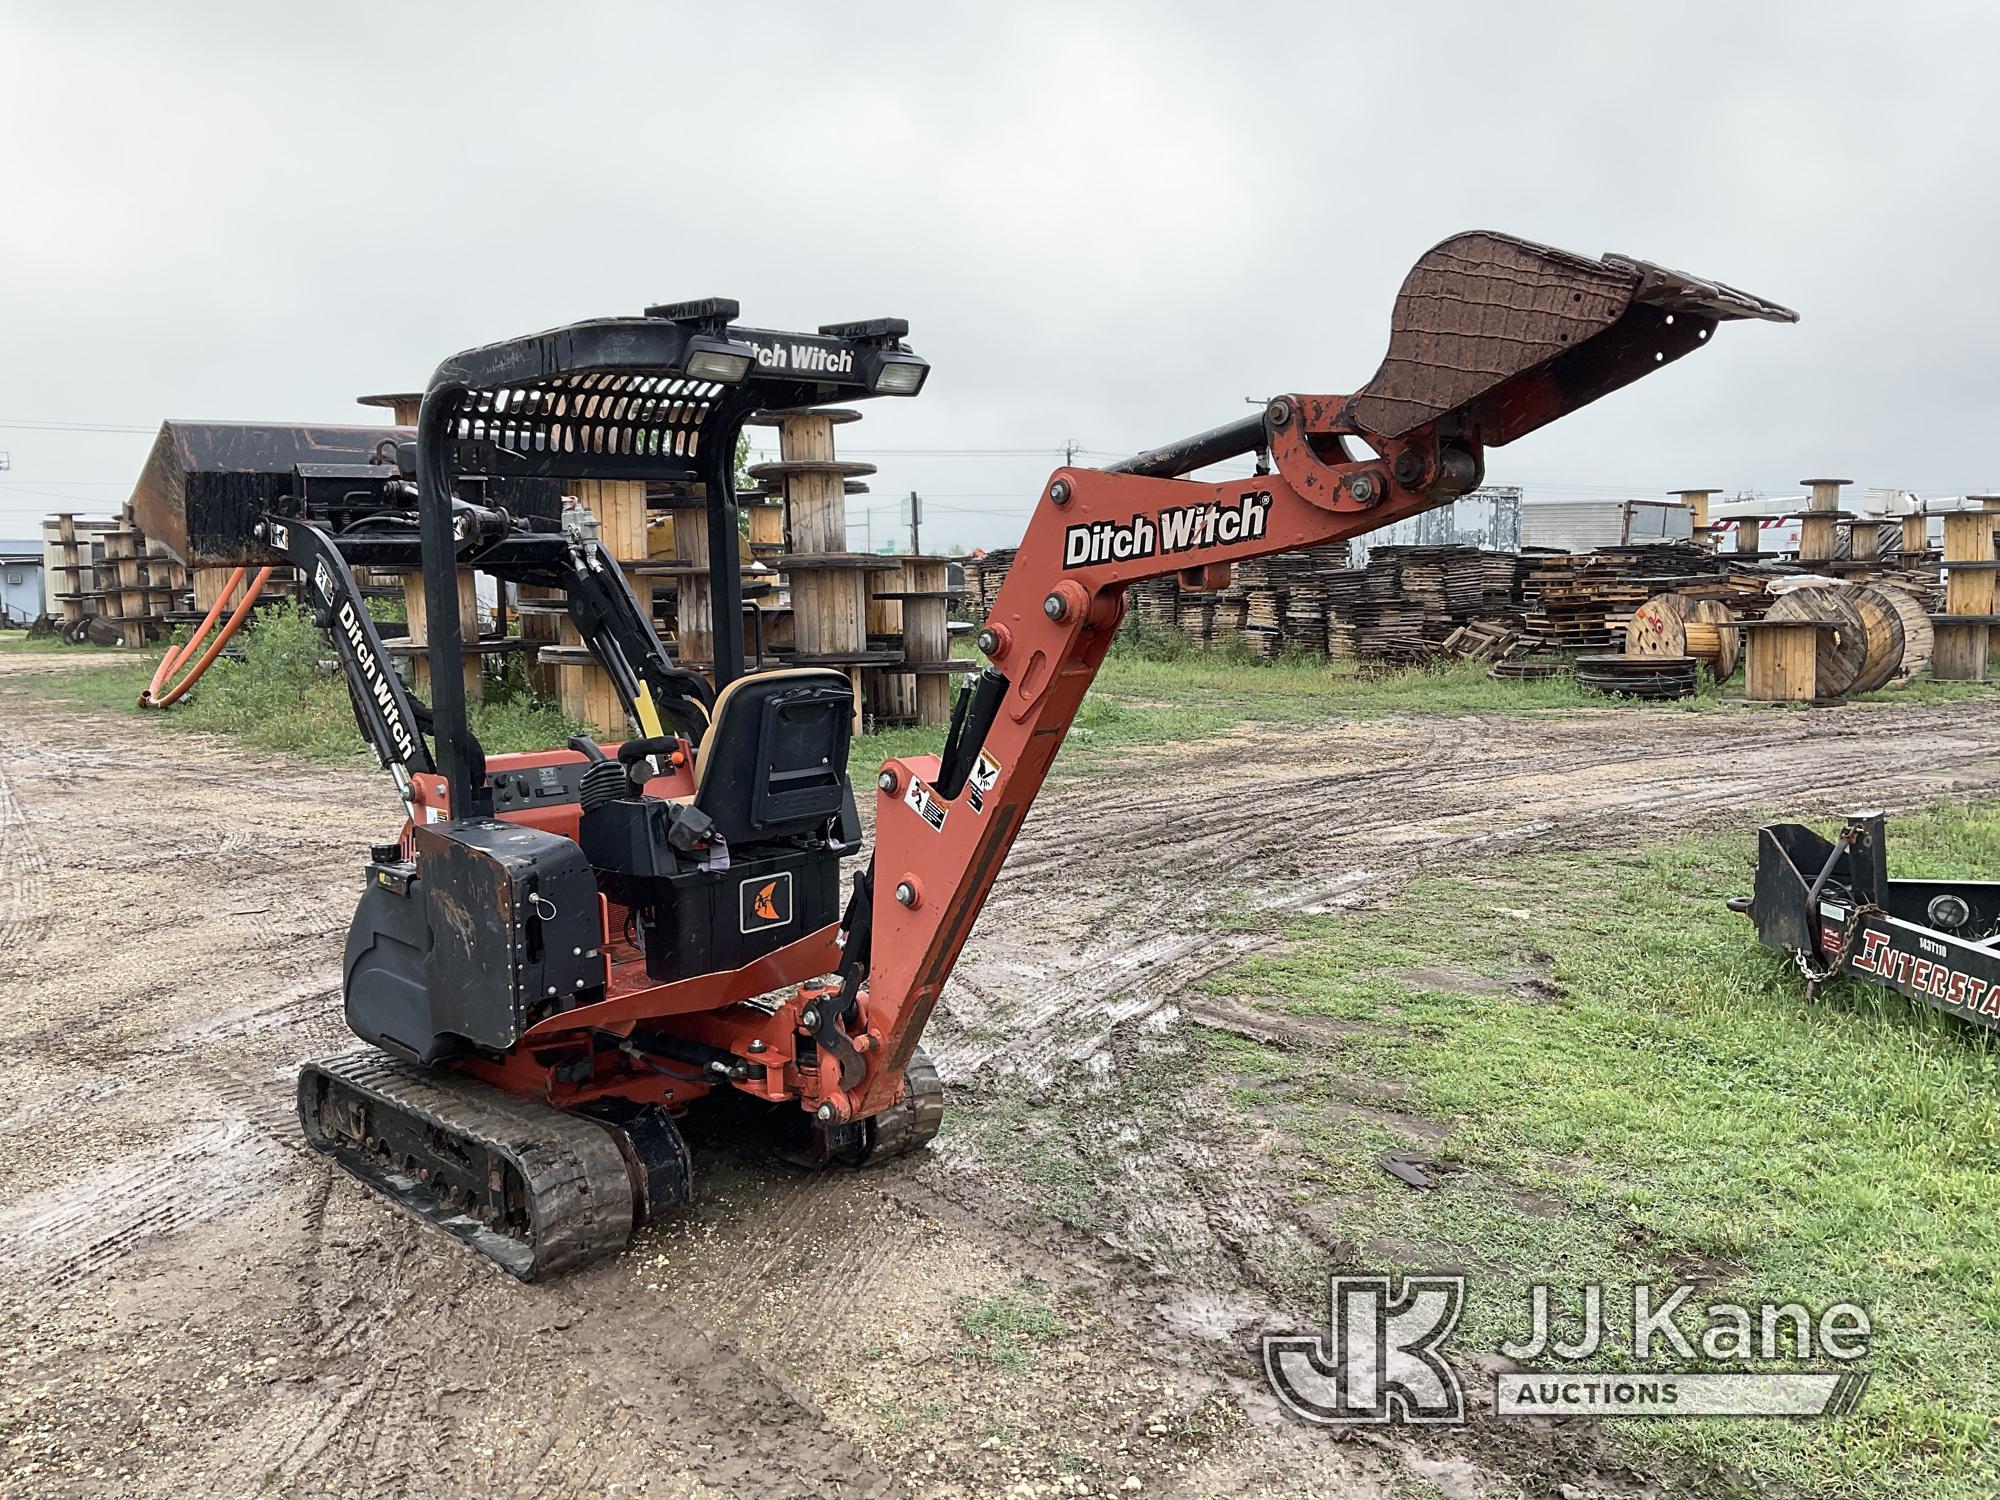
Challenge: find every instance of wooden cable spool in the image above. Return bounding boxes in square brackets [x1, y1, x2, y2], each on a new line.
[1690, 598, 1742, 680]
[1872, 584, 1933, 684]
[1845, 585, 1907, 695]
[1761, 588, 1869, 696]
[1624, 591, 1692, 656]
[1627, 591, 1741, 680]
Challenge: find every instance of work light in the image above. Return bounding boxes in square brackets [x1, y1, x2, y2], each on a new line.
[867, 352, 929, 396]
[683, 337, 755, 385]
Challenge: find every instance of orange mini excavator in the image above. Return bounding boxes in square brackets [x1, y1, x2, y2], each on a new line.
[136, 233, 1794, 1277]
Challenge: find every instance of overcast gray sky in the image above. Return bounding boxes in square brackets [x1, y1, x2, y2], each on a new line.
[2, 1, 1995, 550]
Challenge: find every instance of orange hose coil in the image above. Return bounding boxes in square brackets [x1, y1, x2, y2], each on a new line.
[140, 567, 273, 708]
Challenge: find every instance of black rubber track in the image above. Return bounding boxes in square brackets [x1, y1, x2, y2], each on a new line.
[298, 1049, 636, 1280]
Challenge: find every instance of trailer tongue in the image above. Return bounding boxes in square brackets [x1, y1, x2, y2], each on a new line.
[1733, 814, 2000, 1029]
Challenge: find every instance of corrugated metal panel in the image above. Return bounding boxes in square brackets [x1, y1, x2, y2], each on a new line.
[1520, 500, 1625, 552]
[1519, 498, 1692, 552]
[1352, 486, 1521, 563]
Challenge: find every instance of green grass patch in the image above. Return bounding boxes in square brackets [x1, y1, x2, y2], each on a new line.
[1201, 799, 2000, 1498]
[18, 615, 1996, 792]
[844, 635, 1720, 784]
[1855, 678, 1996, 706]
[6, 605, 582, 760]
[954, 1289, 1069, 1373]
[0, 630, 98, 655]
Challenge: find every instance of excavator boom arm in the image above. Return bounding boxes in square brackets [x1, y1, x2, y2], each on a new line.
[841, 231, 1796, 1117]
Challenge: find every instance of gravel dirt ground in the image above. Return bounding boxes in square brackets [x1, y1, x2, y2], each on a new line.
[5, 651, 2000, 1499]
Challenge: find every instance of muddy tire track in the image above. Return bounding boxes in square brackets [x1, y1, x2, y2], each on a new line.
[0, 754, 51, 965]
[3, 661, 1999, 1498]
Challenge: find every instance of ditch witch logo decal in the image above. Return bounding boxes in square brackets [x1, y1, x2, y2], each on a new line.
[308, 554, 417, 765]
[738, 334, 855, 377]
[739, 871, 793, 934]
[1063, 490, 1272, 569]
[1263, 1275, 1871, 1425]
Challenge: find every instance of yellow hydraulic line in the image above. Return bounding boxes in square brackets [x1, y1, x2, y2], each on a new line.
[634, 683, 666, 739]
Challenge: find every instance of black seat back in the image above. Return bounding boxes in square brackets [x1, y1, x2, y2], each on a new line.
[693, 669, 853, 848]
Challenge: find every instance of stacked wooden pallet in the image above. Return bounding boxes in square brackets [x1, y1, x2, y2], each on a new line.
[1519, 552, 1651, 651]
[1177, 592, 1215, 646]
[1128, 576, 1179, 632]
[1372, 545, 1486, 622]
[1284, 585, 1329, 655]
[962, 548, 1017, 617]
[1323, 569, 1368, 658]
[1674, 567, 1779, 621]
[1341, 564, 1431, 658]
[1109, 536, 1848, 671]
[1480, 551, 1525, 606]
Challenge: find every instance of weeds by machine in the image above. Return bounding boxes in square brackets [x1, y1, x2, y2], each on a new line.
[139, 232, 1794, 1277]
[1733, 814, 2000, 1030]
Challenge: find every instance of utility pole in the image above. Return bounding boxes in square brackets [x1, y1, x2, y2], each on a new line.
[907, 490, 922, 555]
[1063, 439, 1078, 467]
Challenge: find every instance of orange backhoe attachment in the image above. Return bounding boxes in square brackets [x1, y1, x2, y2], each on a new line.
[847, 232, 1795, 1118]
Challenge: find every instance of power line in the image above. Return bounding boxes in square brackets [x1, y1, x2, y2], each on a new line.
[0, 481, 131, 505]
[0, 419, 155, 434]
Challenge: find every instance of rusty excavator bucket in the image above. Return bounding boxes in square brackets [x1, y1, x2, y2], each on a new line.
[127, 421, 409, 569]
[1350, 230, 1797, 447]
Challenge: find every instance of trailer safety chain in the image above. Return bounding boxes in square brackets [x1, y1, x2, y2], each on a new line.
[1790, 824, 1867, 991]
[1790, 901, 1883, 991]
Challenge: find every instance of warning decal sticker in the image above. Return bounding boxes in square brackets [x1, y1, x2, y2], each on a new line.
[967, 749, 1001, 814]
[904, 777, 948, 831]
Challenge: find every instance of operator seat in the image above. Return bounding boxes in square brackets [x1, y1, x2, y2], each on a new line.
[572, 667, 859, 986]
[688, 667, 855, 849]
[610, 667, 858, 986]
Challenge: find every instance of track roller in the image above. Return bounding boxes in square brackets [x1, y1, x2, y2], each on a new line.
[803, 1046, 946, 1166]
[298, 1049, 689, 1280]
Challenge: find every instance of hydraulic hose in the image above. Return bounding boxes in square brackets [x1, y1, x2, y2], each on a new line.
[139, 566, 273, 708]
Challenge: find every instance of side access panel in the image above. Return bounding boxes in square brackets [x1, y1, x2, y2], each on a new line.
[344, 822, 603, 1063]
[418, 820, 603, 1049]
